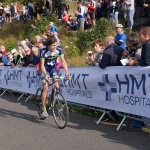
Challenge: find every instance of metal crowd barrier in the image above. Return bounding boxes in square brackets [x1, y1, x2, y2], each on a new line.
[115, 111, 150, 131]
[0, 88, 31, 102]
[67, 101, 116, 124]
[0, 89, 149, 131]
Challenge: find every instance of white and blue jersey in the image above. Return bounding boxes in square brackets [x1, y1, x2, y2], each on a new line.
[40, 46, 64, 76]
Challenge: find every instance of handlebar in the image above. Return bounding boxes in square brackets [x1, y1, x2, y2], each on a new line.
[48, 76, 69, 86]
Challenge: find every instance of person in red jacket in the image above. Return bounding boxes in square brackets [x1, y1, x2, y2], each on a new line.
[61, 11, 71, 25]
[88, 0, 96, 26]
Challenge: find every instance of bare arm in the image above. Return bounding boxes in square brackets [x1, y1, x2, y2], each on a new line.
[61, 56, 69, 76]
[40, 58, 47, 76]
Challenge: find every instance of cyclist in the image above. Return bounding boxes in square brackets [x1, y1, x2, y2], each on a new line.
[40, 36, 69, 117]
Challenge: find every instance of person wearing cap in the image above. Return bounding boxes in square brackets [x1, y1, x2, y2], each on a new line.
[11, 49, 22, 67]
[49, 22, 58, 33]
[0, 51, 8, 66]
[20, 40, 27, 49]
[115, 24, 126, 49]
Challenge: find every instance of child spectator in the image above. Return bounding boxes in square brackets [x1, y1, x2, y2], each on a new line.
[85, 39, 104, 66]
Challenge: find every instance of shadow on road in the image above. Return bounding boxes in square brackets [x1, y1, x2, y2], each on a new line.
[1, 94, 150, 150]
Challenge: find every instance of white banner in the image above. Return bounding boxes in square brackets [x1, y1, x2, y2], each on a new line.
[0, 66, 150, 118]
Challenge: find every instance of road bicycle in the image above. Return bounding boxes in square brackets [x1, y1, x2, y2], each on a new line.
[35, 77, 69, 129]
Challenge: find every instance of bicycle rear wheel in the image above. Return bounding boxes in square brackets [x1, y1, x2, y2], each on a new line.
[35, 88, 46, 120]
[53, 92, 69, 129]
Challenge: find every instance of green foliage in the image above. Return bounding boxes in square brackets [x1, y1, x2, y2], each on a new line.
[76, 18, 110, 54]
[5, 38, 17, 51]
[69, 45, 80, 57]
[19, 13, 57, 40]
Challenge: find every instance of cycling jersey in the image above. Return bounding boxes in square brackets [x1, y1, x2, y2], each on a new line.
[40, 46, 64, 73]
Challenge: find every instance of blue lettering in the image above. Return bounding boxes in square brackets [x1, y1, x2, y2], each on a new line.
[130, 74, 146, 95]
[135, 97, 140, 105]
[145, 98, 150, 107]
[116, 74, 129, 94]
[124, 95, 130, 104]
[82, 74, 89, 90]
[130, 96, 134, 105]
[71, 74, 80, 89]
[118, 95, 124, 103]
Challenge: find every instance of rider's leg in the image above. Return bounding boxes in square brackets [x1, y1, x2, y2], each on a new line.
[41, 82, 49, 116]
[55, 81, 59, 91]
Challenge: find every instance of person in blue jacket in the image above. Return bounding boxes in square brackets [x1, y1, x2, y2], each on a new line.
[0, 51, 8, 65]
[115, 24, 126, 49]
[49, 22, 58, 33]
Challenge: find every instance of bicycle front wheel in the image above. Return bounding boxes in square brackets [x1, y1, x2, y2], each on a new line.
[53, 92, 69, 129]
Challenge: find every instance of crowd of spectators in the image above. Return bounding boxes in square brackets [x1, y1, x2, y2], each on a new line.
[58, 0, 150, 32]
[85, 24, 150, 131]
[0, 0, 52, 28]
[0, 19, 62, 72]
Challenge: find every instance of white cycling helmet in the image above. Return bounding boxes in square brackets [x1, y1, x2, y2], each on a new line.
[116, 24, 123, 28]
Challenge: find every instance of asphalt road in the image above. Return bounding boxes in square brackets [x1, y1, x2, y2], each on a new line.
[0, 94, 150, 150]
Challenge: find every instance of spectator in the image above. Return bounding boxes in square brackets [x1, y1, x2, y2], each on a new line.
[84, 14, 92, 31]
[4, 5, 11, 23]
[135, 0, 144, 21]
[25, 37, 32, 49]
[6, 52, 13, 66]
[49, 22, 58, 33]
[0, 15, 4, 28]
[31, 46, 40, 67]
[68, 18, 78, 31]
[99, 36, 124, 69]
[121, 33, 143, 131]
[128, 26, 150, 66]
[40, 6, 48, 17]
[122, 33, 141, 62]
[75, 2, 85, 31]
[86, 39, 104, 66]
[11, 48, 22, 67]
[110, 0, 120, 25]
[10, 3, 15, 21]
[0, 45, 7, 55]
[19, 46, 33, 67]
[32, 2, 37, 18]
[96, 0, 103, 20]
[124, 0, 134, 30]
[61, 11, 71, 25]
[88, 0, 96, 26]
[101, 0, 108, 18]
[0, 51, 8, 66]
[115, 24, 126, 49]
[26, 2, 33, 19]
[143, 0, 150, 18]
